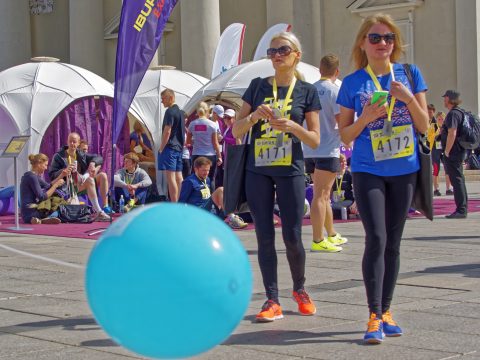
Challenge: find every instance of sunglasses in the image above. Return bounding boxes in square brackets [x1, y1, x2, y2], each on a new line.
[267, 45, 294, 58]
[367, 33, 396, 45]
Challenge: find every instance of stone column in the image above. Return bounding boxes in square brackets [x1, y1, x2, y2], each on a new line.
[292, 0, 321, 66]
[0, 0, 31, 71]
[266, 0, 293, 27]
[455, 0, 480, 113]
[180, 0, 220, 78]
[69, 0, 105, 77]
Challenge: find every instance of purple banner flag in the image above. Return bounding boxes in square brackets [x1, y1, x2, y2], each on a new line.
[112, 0, 178, 145]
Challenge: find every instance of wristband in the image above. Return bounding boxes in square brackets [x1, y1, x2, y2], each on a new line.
[406, 96, 414, 106]
[247, 114, 256, 124]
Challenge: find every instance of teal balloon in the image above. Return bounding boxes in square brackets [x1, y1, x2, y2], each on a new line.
[85, 203, 252, 359]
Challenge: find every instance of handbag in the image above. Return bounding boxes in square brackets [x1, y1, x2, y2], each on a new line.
[412, 133, 433, 220]
[223, 77, 262, 214]
[223, 129, 251, 214]
[402, 63, 433, 220]
[58, 204, 94, 223]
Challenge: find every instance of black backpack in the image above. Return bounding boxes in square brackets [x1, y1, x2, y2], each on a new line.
[457, 109, 480, 150]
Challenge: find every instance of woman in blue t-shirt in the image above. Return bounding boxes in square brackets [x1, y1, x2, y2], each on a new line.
[337, 14, 429, 344]
[233, 32, 320, 322]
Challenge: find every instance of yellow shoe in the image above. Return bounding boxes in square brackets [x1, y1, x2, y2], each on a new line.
[327, 233, 348, 245]
[310, 239, 342, 252]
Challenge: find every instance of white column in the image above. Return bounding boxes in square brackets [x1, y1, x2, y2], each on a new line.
[456, 0, 480, 113]
[69, 0, 105, 76]
[0, 0, 31, 71]
[266, 0, 293, 27]
[180, 0, 220, 78]
[292, 0, 321, 66]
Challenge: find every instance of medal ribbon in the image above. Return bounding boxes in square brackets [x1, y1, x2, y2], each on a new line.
[365, 63, 396, 122]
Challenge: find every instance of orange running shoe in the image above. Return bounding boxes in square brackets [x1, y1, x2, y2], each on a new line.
[292, 289, 316, 316]
[255, 300, 284, 322]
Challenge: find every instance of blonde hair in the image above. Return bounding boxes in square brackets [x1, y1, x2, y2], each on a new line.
[28, 153, 48, 167]
[133, 120, 144, 133]
[351, 13, 405, 70]
[161, 88, 175, 98]
[196, 102, 210, 117]
[124, 152, 139, 164]
[270, 32, 305, 81]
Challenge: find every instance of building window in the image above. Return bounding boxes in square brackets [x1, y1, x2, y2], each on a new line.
[30, 0, 54, 15]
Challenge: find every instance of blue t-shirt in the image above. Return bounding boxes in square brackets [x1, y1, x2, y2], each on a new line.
[179, 173, 213, 208]
[337, 63, 428, 176]
[130, 132, 152, 153]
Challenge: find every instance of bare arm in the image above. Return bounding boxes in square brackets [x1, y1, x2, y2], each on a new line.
[160, 125, 172, 152]
[212, 132, 223, 166]
[390, 81, 429, 134]
[186, 131, 193, 146]
[269, 110, 320, 148]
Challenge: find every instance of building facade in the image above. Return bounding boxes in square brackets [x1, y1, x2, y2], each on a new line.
[1, 0, 479, 112]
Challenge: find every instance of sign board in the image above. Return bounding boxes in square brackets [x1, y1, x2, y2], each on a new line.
[1, 136, 30, 158]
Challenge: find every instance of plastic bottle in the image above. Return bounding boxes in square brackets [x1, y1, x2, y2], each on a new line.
[119, 195, 125, 214]
[341, 206, 347, 220]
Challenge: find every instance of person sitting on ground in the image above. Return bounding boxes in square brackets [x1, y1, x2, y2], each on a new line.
[79, 139, 89, 153]
[331, 154, 358, 219]
[114, 152, 152, 212]
[20, 153, 66, 224]
[130, 120, 155, 162]
[178, 156, 247, 229]
[48, 132, 111, 221]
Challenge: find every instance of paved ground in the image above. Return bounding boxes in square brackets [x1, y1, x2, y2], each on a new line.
[0, 181, 479, 360]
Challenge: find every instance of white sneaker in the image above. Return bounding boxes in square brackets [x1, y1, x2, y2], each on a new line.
[96, 211, 111, 221]
[227, 214, 248, 229]
[327, 233, 348, 245]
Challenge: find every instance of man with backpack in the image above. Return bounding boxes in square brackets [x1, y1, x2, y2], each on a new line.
[441, 90, 468, 218]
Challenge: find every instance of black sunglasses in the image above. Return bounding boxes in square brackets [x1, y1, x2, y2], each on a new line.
[367, 33, 396, 45]
[267, 45, 294, 58]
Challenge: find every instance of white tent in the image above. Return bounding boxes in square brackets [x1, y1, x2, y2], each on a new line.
[129, 66, 209, 149]
[183, 59, 337, 115]
[126, 66, 209, 196]
[0, 60, 117, 187]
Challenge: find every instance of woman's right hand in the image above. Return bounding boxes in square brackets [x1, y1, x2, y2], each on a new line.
[251, 104, 274, 123]
[359, 100, 387, 125]
[55, 179, 65, 187]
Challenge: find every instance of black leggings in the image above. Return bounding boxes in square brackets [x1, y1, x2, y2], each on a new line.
[245, 171, 306, 303]
[353, 171, 416, 317]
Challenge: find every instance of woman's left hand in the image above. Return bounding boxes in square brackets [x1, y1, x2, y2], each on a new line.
[269, 117, 297, 133]
[390, 81, 413, 104]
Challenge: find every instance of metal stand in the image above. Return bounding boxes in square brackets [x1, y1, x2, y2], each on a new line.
[8, 157, 32, 231]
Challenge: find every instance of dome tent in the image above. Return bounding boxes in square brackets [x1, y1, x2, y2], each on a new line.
[125, 66, 209, 196]
[129, 65, 209, 151]
[0, 58, 146, 188]
[183, 58, 339, 115]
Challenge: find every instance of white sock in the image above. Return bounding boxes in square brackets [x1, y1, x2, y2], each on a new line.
[91, 196, 102, 213]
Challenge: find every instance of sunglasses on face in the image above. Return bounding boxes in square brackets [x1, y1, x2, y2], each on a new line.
[367, 33, 396, 45]
[267, 45, 294, 58]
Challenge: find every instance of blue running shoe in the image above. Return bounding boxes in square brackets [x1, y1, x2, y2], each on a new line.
[364, 313, 385, 344]
[102, 205, 113, 214]
[382, 310, 403, 337]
